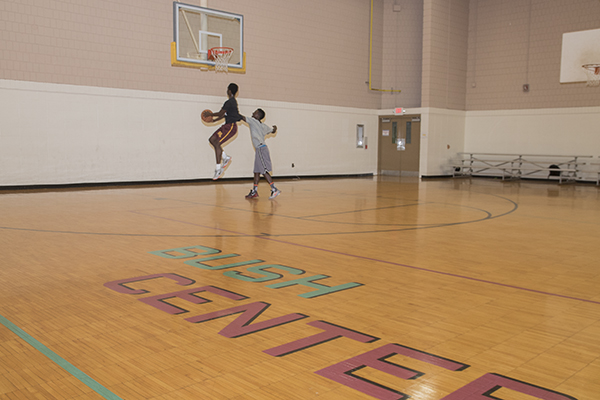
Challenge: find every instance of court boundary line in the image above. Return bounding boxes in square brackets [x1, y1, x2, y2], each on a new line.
[0, 314, 123, 399]
[0, 196, 511, 237]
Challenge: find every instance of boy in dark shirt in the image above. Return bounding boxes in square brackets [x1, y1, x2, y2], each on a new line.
[206, 83, 242, 180]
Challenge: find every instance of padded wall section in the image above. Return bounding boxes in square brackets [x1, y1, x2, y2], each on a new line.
[0, 80, 378, 186]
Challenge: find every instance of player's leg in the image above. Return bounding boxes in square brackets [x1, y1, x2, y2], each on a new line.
[210, 124, 237, 180]
[256, 145, 280, 199]
[209, 132, 224, 180]
[264, 172, 280, 199]
[246, 149, 263, 199]
[263, 172, 273, 185]
[218, 124, 237, 169]
[209, 132, 223, 164]
[245, 173, 261, 199]
[222, 151, 232, 169]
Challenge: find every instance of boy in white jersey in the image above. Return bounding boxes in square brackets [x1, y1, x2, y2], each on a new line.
[240, 108, 280, 199]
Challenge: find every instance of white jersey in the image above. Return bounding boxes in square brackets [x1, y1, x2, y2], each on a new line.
[246, 117, 273, 148]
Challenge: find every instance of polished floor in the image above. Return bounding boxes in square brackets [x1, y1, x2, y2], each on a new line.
[1, 176, 599, 400]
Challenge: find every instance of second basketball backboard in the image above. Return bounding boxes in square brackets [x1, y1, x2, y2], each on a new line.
[560, 28, 600, 84]
[172, 2, 244, 72]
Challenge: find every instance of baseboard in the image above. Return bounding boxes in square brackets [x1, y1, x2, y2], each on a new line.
[421, 174, 453, 179]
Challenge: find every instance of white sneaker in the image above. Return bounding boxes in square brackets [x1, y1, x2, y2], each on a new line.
[212, 166, 224, 180]
[269, 188, 281, 199]
[222, 156, 232, 169]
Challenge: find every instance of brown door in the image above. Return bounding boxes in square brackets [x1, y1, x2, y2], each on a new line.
[378, 115, 421, 176]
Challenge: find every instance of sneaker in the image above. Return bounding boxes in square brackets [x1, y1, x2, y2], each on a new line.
[222, 156, 232, 169]
[245, 190, 259, 199]
[269, 188, 281, 199]
[212, 166, 224, 180]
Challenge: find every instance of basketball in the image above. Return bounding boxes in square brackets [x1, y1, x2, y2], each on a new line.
[201, 109, 213, 123]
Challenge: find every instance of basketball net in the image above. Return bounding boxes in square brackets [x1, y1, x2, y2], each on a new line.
[582, 64, 600, 87]
[209, 47, 233, 73]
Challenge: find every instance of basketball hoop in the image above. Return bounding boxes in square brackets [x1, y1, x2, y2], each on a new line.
[208, 47, 234, 73]
[582, 64, 600, 87]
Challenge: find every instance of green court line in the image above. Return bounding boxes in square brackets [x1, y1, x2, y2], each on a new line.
[0, 314, 123, 400]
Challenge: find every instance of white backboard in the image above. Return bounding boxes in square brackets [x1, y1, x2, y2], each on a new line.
[560, 28, 600, 83]
[173, 2, 244, 71]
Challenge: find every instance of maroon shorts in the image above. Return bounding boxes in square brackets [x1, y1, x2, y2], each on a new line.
[212, 123, 238, 145]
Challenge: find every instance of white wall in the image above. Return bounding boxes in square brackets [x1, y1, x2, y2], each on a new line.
[4, 79, 598, 186]
[419, 108, 466, 176]
[464, 107, 600, 181]
[0, 80, 378, 186]
[412, 106, 600, 180]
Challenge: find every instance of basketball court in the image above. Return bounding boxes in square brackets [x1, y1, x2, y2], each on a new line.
[1, 176, 599, 399]
[2, 1, 600, 399]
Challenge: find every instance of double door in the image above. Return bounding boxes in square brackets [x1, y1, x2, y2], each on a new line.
[378, 116, 421, 176]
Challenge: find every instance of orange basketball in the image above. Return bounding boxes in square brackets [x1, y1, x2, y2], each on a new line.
[201, 109, 213, 123]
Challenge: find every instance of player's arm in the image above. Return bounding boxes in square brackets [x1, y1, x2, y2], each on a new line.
[212, 108, 226, 122]
[272, 125, 277, 134]
[239, 114, 247, 122]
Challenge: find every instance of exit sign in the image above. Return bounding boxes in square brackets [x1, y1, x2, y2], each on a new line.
[394, 107, 406, 115]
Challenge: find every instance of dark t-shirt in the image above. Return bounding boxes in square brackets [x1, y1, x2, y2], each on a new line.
[223, 97, 242, 124]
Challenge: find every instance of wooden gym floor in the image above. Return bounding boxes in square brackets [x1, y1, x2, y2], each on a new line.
[1, 176, 599, 400]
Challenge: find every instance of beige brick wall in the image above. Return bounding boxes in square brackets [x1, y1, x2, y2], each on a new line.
[369, 0, 384, 108]
[422, 0, 469, 110]
[379, 0, 423, 109]
[466, 0, 600, 110]
[0, 0, 381, 109]
[2, 0, 599, 113]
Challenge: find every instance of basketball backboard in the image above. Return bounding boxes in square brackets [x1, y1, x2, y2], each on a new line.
[560, 28, 600, 84]
[172, 2, 245, 72]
